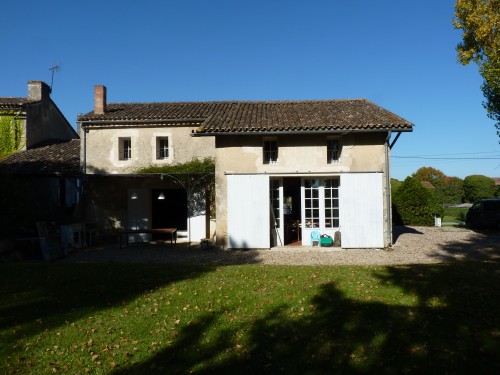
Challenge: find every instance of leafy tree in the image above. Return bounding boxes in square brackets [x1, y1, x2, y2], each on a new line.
[412, 166, 446, 186]
[440, 176, 465, 204]
[452, 0, 500, 135]
[392, 176, 444, 226]
[390, 178, 402, 193]
[463, 174, 497, 202]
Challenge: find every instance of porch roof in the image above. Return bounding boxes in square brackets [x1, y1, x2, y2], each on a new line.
[0, 139, 81, 176]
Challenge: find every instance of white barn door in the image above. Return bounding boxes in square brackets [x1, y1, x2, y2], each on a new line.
[340, 173, 384, 248]
[227, 174, 270, 249]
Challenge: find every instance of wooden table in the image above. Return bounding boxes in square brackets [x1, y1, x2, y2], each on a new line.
[119, 228, 177, 248]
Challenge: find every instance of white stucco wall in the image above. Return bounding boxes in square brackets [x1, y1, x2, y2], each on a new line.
[83, 126, 215, 174]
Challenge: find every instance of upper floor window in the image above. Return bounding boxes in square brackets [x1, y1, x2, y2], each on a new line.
[263, 140, 278, 164]
[327, 140, 339, 163]
[119, 137, 131, 160]
[156, 137, 169, 159]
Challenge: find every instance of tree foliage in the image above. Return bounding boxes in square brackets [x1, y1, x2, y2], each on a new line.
[452, 0, 500, 135]
[440, 176, 465, 204]
[463, 174, 497, 202]
[135, 157, 215, 174]
[412, 166, 446, 186]
[392, 177, 444, 226]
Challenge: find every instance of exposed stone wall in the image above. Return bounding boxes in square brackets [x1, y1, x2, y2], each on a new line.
[83, 126, 215, 174]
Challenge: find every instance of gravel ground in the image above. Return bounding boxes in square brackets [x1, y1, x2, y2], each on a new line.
[61, 226, 500, 266]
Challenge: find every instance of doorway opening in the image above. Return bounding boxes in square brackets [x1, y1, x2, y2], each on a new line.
[152, 189, 187, 239]
[283, 177, 302, 245]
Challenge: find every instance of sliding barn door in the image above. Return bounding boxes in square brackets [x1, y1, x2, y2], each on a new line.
[227, 174, 270, 249]
[340, 173, 384, 248]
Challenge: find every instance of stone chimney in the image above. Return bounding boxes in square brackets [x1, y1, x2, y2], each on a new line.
[28, 81, 51, 101]
[94, 85, 107, 114]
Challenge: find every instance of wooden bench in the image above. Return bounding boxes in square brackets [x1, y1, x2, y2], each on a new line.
[119, 228, 177, 248]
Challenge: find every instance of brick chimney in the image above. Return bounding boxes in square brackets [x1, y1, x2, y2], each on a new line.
[94, 85, 107, 114]
[28, 81, 51, 101]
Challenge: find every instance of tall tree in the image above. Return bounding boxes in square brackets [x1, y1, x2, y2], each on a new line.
[452, 0, 500, 135]
[412, 166, 446, 186]
[463, 174, 497, 202]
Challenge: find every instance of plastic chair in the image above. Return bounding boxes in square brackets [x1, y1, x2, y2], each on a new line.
[310, 231, 321, 247]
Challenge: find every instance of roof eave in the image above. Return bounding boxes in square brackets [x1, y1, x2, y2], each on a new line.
[192, 127, 414, 137]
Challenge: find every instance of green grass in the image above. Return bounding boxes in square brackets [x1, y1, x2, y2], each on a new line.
[1, 262, 499, 374]
[443, 207, 468, 223]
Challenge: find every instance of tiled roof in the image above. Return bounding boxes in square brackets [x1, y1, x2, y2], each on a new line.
[0, 140, 80, 175]
[0, 97, 31, 109]
[420, 181, 435, 189]
[78, 99, 414, 133]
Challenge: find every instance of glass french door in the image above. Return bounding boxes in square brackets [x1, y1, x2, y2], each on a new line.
[302, 177, 340, 245]
[269, 178, 284, 246]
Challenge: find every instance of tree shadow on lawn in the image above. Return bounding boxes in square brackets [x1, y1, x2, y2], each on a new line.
[0, 262, 218, 353]
[115, 262, 500, 374]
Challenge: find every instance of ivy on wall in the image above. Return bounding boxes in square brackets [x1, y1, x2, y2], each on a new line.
[0, 111, 24, 159]
[135, 157, 215, 174]
[135, 157, 216, 218]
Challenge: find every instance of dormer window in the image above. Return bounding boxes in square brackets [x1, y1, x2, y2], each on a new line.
[263, 140, 278, 164]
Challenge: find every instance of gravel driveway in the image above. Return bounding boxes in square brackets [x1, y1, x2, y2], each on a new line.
[62, 226, 500, 266]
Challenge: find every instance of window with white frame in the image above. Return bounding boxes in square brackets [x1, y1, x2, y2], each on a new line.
[156, 137, 169, 159]
[263, 140, 278, 164]
[324, 178, 340, 228]
[304, 178, 320, 228]
[270, 179, 281, 228]
[119, 137, 131, 160]
[303, 177, 340, 230]
[327, 140, 339, 163]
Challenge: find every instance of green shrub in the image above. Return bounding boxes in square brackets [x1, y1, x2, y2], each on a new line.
[393, 176, 444, 226]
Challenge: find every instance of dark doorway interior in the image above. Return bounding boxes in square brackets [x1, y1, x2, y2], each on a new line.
[283, 177, 302, 245]
[152, 189, 187, 239]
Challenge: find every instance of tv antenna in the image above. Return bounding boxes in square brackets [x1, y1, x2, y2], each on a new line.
[49, 64, 60, 93]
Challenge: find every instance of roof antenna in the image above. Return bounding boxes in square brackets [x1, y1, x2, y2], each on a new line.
[49, 64, 60, 93]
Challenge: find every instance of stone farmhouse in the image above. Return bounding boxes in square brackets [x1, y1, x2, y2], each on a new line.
[77, 85, 413, 248]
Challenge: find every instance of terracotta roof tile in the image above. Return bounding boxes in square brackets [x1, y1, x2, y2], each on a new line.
[0, 97, 31, 109]
[78, 99, 414, 133]
[0, 140, 80, 175]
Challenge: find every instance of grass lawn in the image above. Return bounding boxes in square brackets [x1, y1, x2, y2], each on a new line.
[1, 262, 499, 374]
[442, 207, 469, 224]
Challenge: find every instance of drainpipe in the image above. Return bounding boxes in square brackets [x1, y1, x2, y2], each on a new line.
[80, 122, 87, 175]
[385, 131, 392, 246]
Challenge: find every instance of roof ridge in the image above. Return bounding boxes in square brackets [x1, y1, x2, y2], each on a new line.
[104, 98, 368, 106]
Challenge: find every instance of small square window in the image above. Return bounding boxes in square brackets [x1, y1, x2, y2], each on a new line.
[119, 137, 131, 160]
[156, 137, 169, 159]
[327, 140, 339, 163]
[264, 140, 278, 164]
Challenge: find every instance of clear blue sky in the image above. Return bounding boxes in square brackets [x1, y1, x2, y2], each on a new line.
[2, 0, 499, 180]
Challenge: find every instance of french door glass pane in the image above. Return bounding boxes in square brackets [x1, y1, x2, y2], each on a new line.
[270, 179, 280, 228]
[324, 178, 340, 228]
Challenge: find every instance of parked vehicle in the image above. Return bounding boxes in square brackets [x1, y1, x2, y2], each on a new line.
[465, 198, 500, 229]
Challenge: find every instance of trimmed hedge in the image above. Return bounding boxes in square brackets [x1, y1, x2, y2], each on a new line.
[393, 176, 444, 226]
